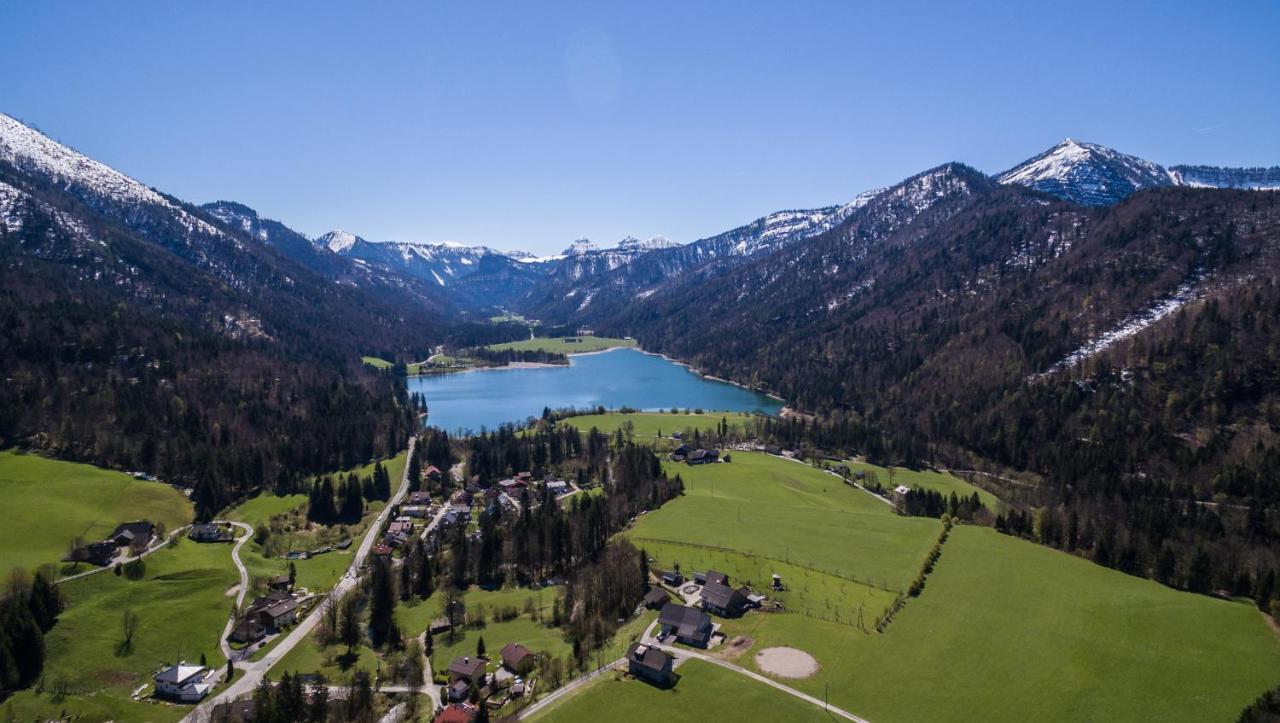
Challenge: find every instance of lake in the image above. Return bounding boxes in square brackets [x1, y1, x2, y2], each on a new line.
[408, 348, 783, 433]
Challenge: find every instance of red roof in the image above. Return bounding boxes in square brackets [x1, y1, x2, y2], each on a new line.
[434, 704, 476, 723]
[372, 544, 392, 556]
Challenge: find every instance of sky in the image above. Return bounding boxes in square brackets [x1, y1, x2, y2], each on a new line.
[3, 1, 1278, 254]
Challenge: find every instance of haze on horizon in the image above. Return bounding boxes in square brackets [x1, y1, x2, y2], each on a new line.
[2, 0, 1277, 254]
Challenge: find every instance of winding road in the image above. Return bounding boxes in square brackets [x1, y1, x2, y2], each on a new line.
[215, 521, 254, 660]
[183, 437, 418, 722]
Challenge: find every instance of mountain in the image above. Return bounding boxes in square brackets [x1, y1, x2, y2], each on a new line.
[518, 189, 884, 320]
[1168, 164, 1280, 190]
[0, 113, 441, 513]
[996, 138, 1176, 206]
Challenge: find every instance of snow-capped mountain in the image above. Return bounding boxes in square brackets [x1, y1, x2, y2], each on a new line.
[997, 139, 1176, 206]
[318, 229, 362, 254]
[1168, 165, 1280, 190]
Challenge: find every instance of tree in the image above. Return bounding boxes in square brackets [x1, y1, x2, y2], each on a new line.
[339, 594, 361, 654]
[368, 558, 397, 648]
[121, 609, 139, 650]
[476, 636, 486, 658]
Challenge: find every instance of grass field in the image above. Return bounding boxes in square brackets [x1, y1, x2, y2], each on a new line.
[560, 411, 755, 441]
[360, 355, 393, 369]
[526, 658, 832, 723]
[6, 539, 237, 722]
[0, 450, 194, 581]
[627, 452, 940, 592]
[827, 459, 1001, 510]
[487, 336, 637, 354]
[224, 452, 407, 594]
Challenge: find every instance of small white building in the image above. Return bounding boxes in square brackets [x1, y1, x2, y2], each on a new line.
[893, 484, 911, 498]
[154, 661, 212, 702]
[544, 480, 569, 496]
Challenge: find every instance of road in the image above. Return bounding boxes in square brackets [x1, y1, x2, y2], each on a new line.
[637, 620, 869, 723]
[55, 524, 192, 584]
[183, 437, 417, 722]
[215, 521, 254, 660]
[515, 657, 626, 720]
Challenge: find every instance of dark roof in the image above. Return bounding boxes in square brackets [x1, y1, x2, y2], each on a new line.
[447, 656, 486, 678]
[658, 603, 711, 638]
[247, 591, 292, 613]
[687, 449, 719, 461]
[262, 598, 298, 620]
[643, 588, 669, 606]
[701, 581, 747, 612]
[626, 642, 672, 673]
[705, 570, 728, 586]
[112, 521, 155, 540]
[500, 642, 534, 668]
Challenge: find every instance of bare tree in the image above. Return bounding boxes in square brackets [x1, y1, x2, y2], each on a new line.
[122, 609, 140, 648]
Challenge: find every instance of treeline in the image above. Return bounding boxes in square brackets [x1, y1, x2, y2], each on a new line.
[465, 348, 569, 366]
[304, 462, 392, 526]
[0, 571, 62, 693]
[462, 423, 606, 486]
[899, 488, 986, 521]
[246, 670, 375, 723]
[561, 540, 647, 659]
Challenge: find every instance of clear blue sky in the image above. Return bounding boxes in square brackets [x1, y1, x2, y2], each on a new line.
[3, 1, 1277, 254]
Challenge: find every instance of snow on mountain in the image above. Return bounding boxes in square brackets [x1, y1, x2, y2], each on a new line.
[0, 113, 222, 239]
[318, 229, 362, 254]
[1168, 165, 1280, 190]
[997, 139, 1176, 206]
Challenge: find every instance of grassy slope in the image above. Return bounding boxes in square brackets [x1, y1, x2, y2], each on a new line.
[828, 459, 1000, 509]
[360, 355, 393, 369]
[224, 453, 407, 595]
[6, 540, 237, 723]
[0, 450, 193, 581]
[627, 451, 940, 592]
[526, 658, 831, 723]
[487, 336, 637, 354]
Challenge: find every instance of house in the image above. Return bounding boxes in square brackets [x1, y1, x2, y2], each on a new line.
[434, 703, 477, 723]
[372, 543, 393, 557]
[543, 480, 569, 496]
[670, 444, 689, 461]
[429, 617, 453, 635]
[500, 642, 536, 674]
[657, 603, 713, 647]
[660, 570, 683, 586]
[671, 431, 684, 440]
[242, 591, 298, 632]
[686, 449, 719, 465]
[154, 661, 212, 702]
[447, 679, 471, 702]
[388, 519, 414, 536]
[833, 464, 851, 477]
[705, 569, 728, 587]
[498, 478, 526, 493]
[893, 484, 911, 499]
[408, 490, 433, 505]
[189, 523, 230, 543]
[701, 580, 750, 617]
[266, 574, 292, 592]
[447, 655, 487, 685]
[229, 617, 266, 644]
[643, 587, 670, 609]
[111, 521, 155, 548]
[425, 466, 443, 481]
[516, 471, 534, 482]
[73, 540, 118, 566]
[626, 643, 674, 686]
[401, 504, 431, 518]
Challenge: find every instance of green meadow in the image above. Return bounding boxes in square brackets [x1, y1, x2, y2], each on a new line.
[526, 658, 832, 723]
[224, 452, 408, 594]
[827, 458, 1001, 509]
[0, 450, 193, 581]
[360, 355, 393, 369]
[628, 451, 941, 591]
[6, 539, 237, 723]
[487, 336, 637, 354]
[561, 411, 755, 441]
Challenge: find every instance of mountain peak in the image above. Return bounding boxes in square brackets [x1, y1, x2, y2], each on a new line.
[318, 229, 363, 254]
[997, 139, 1174, 206]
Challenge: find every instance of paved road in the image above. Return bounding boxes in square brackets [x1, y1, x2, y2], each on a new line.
[215, 521, 254, 661]
[183, 437, 418, 722]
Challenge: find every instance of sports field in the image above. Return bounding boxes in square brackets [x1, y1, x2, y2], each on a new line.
[0, 450, 193, 580]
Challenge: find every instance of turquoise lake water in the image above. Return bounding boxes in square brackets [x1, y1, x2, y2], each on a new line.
[408, 348, 782, 433]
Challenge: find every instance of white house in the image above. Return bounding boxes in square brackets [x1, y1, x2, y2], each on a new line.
[154, 661, 212, 702]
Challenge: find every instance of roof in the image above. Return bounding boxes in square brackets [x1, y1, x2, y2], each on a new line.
[155, 662, 206, 685]
[705, 569, 729, 586]
[658, 603, 711, 638]
[500, 642, 535, 668]
[894, 485, 911, 495]
[626, 642, 672, 673]
[435, 703, 476, 723]
[701, 581, 747, 611]
[644, 588, 669, 605]
[263, 598, 299, 619]
[447, 656, 487, 678]
[112, 521, 154, 539]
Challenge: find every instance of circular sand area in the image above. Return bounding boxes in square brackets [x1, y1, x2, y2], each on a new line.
[754, 647, 819, 678]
